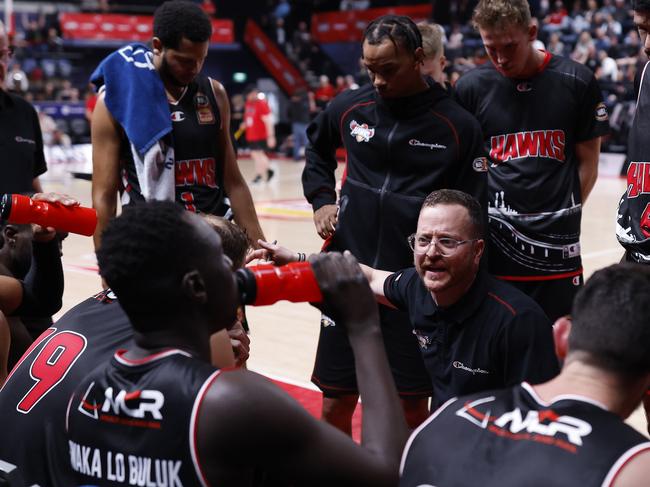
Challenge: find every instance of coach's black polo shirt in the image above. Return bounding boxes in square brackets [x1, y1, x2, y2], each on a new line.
[0, 89, 47, 194]
[384, 268, 559, 409]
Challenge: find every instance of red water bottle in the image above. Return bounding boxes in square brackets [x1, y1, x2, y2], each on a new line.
[0, 194, 98, 236]
[235, 262, 323, 306]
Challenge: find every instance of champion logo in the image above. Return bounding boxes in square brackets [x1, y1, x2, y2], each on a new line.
[409, 139, 446, 150]
[349, 120, 375, 143]
[453, 361, 490, 375]
[595, 102, 609, 122]
[516, 82, 532, 92]
[170, 111, 185, 122]
[15, 136, 36, 144]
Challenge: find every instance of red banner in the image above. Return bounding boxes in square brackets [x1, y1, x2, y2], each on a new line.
[60, 13, 233, 43]
[311, 4, 432, 43]
[243, 19, 307, 96]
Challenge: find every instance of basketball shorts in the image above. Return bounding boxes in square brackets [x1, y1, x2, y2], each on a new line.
[311, 305, 433, 399]
[506, 273, 583, 322]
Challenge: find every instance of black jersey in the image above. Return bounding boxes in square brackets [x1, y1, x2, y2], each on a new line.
[456, 53, 609, 279]
[121, 75, 230, 216]
[617, 61, 650, 262]
[0, 290, 133, 486]
[66, 349, 220, 486]
[400, 382, 650, 487]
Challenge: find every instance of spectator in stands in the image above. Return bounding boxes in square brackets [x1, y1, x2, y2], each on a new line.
[314, 74, 336, 109]
[547, 31, 565, 56]
[56, 79, 79, 102]
[597, 49, 620, 81]
[288, 86, 311, 161]
[5, 62, 29, 94]
[572, 31, 595, 64]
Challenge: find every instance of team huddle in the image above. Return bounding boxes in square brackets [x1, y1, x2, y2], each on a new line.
[0, 0, 649, 486]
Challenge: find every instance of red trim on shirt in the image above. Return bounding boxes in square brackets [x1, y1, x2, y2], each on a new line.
[495, 269, 583, 282]
[487, 292, 517, 316]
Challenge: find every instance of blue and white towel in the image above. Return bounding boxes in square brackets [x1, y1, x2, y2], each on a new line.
[91, 43, 175, 202]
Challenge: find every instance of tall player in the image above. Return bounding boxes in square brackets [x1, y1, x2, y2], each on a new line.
[65, 202, 407, 486]
[302, 14, 487, 434]
[400, 264, 650, 487]
[455, 0, 609, 321]
[615, 0, 650, 436]
[91, 0, 265, 251]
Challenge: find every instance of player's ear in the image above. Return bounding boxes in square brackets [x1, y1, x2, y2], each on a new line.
[152, 37, 163, 55]
[553, 316, 572, 362]
[528, 21, 538, 42]
[414, 46, 425, 65]
[182, 270, 207, 303]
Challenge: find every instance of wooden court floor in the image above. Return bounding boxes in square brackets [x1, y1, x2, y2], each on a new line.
[40, 154, 647, 436]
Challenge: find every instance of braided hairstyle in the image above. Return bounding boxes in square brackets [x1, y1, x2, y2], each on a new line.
[362, 15, 423, 53]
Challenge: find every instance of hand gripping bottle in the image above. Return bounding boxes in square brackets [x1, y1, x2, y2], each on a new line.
[235, 262, 323, 306]
[0, 194, 98, 236]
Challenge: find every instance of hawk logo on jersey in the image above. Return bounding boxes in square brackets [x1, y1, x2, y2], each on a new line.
[170, 111, 185, 122]
[456, 396, 592, 453]
[625, 162, 650, 199]
[78, 382, 165, 425]
[349, 120, 375, 143]
[412, 330, 432, 350]
[472, 157, 488, 172]
[595, 102, 609, 122]
[490, 130, 566, 164]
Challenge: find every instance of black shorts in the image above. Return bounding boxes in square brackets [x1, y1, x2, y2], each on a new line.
[506, 273, 583, 322]
[248, 140, 268, 151]
[311, 305, 433, 399]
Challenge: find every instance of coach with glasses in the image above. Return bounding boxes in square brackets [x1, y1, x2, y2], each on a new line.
[361, 189, 560, 408]
[0, 21, 47, 195]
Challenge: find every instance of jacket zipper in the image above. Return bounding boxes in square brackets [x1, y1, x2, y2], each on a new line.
[372, 120, 400, 268]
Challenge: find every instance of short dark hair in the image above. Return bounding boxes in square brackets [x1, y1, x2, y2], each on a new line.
[421, 189, 485, 239]
[568, 263, 650, 377]
[472, 0, 532, 31]
[362, 15, 422, 53]
[202, 215, 251, 270]
[96, 201, 211, 327]
[634, 0, 650, 12]
[153, 1, 212, 49]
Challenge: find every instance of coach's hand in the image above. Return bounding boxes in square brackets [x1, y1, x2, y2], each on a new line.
[31, 192, 79, 242]
[313, 204, 337, 240]
[310, 251, 379, 338]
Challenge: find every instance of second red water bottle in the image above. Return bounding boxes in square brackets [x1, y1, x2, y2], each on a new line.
[235, 261, 322, 306]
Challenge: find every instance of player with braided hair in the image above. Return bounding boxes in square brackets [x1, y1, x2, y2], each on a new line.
[303, 13, 487, 433]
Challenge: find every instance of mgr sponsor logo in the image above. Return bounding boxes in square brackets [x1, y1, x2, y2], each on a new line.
[455, 396, 592, 453]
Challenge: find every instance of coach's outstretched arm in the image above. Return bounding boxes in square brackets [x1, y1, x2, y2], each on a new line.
[197, 252, 408, 486]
